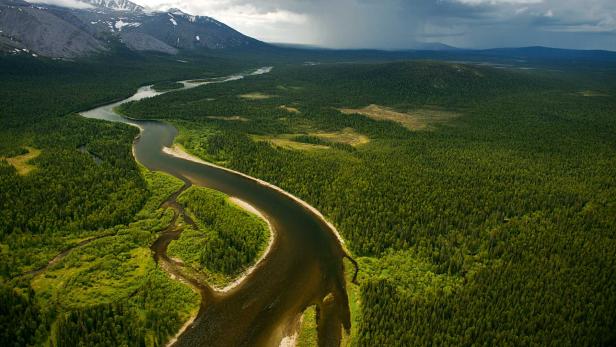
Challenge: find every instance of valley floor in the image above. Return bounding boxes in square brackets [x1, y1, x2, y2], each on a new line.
[1, 55, 616, 346]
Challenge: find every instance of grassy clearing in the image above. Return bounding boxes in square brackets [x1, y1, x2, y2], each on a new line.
[340, 104, 459, 131]
[29, 169, 184, 310]
[577, 90, 609, 97]
[252, 128, 368, 151]
[277, 85, 303, 91]
[279, 105, 301, 114]
[31, 235, 155, 309]
[7, 168, 198, 346]
[297, 306, 318, 347]
[1, 229, 115, 279]
[252, 135, 330, 151]
[239, 92, 275, 100]
[0, 162, 173, 279]
[206, 115, 249, 122]
[2, 146, 41, 175]
[310, 128, 370, 146]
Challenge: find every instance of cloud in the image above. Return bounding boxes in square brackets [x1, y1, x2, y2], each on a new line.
[29, 0, 616, 50]
[132, 0, 313, 43]
[28, 0, 94, 9]
[452, 0, 542, 5]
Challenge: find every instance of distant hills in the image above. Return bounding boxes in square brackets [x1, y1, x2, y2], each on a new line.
[477, 46, 616, 62]
[1, 0, 615, 62]
[0, 0, 264, 58]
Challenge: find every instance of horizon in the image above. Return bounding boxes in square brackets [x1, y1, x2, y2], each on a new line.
[270, 42, 616, 53]
[25, 0, 616, 51]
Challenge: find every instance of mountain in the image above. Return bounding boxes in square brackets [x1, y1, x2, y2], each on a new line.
[81, 0, 144, 12]
[412, 42, 458, 51]
[0, 0, 108, 58]
[0, 0, 264, 58]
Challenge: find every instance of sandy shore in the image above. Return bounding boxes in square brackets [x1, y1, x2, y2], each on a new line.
[166, 311, 198, 347]
[163, 145, 208, 165]
[163, 144, 348, 249]
[278, 313, 303, 347]
[162, 144, 351, 347]
[218, 197, 276, 293]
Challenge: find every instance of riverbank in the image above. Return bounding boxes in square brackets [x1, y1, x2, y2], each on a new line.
[163, 144, 349, 250]
[219, 197, 276, 293]
[81, 67, 353, 347]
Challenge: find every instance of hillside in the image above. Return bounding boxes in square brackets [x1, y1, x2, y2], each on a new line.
[0, 0, 264, 58]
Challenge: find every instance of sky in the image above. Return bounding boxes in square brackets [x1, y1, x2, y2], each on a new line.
[32, 0, 616, 50]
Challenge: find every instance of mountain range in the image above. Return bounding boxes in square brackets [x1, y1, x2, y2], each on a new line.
[0, 0, 264, 58]
[1, 0, 615, 62]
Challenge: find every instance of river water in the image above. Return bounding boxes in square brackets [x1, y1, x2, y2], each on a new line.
[80, 68, 351, 347]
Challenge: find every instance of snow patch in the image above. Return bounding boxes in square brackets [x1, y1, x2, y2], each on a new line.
[114, 20, 141, 31]
[195, 35, 200, 41]
[84, 0, 143, 12]
[169, 17, 177, 26]
[169, 8, 187, 16]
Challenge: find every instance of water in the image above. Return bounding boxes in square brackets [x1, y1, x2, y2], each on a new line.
[80, 68, 351, 347]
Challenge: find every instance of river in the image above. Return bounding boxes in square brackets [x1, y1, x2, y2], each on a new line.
[80, 67, 352, 347]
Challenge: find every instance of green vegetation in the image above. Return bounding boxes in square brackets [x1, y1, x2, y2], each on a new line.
[0, 284, 45, 346]
[0, 115, 145, 277]
[1, 166, 198, 346]
[2, 50, 615, 346]
[0, 54, 235, 346]
[1, 167, 199, 346]
[53, 269, 198, 347]
[168, 186, 270, 287]
[298, 260, 363, 346]
[120, 61, 616, 345]
[152, 81, 184, 92]
[1, 146, 41, 175]
[297, 306, 318, 346]
[0, 54, 249, 127]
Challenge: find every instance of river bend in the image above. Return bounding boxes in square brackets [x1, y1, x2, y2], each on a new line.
[80, 68, 351, 347]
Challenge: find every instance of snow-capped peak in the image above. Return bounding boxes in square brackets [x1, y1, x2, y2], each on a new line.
[167, 8, 197, 23]
[80, 0, 143, 12]
[168, 8, 187, 16]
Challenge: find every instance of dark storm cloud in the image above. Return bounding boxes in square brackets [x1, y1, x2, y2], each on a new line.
[136, 0, 616, 50]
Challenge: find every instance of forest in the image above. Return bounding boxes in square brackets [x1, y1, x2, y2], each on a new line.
[168, 186, 270, 287]
[0, 54, 253, 346]
[119, 60, 616, 345]
[1, 50, 615, 346]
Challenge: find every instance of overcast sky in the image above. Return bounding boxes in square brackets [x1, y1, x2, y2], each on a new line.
[32, 0, 616, 50]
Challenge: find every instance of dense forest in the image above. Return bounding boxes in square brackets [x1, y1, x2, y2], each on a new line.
[120, 61, 616, 345]
[168, 187, 270, 286]
[0, 54, 244, 346]
[2, 50, 615, 345]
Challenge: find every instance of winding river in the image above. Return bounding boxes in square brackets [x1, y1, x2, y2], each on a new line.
[80, 68, 352, 347]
